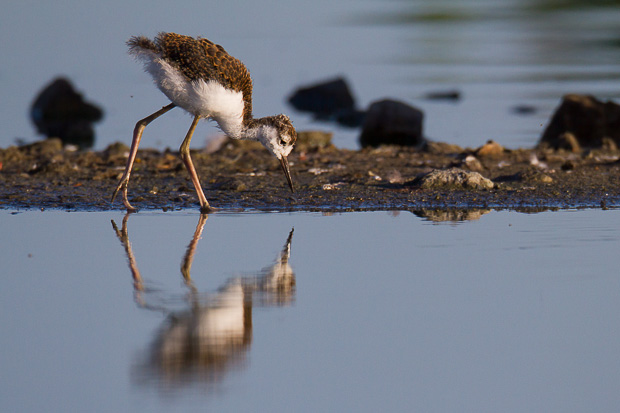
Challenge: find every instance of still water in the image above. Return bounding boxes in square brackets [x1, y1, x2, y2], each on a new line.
[2, 1, 620, 411]
[2, 209, 620, 411]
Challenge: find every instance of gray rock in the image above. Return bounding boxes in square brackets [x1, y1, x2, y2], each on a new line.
[295, 131, 334, 151]
[414, 168, 494, 190]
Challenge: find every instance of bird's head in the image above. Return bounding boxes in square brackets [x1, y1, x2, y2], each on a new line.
[254, 114, 296, 193]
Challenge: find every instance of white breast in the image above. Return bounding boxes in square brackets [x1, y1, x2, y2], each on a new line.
[135, 50, 245, 138]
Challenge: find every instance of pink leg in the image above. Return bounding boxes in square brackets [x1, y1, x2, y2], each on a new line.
[111, 103, 176, 212]
[181, 213, 208, 285]
[180, 115, 213, 213]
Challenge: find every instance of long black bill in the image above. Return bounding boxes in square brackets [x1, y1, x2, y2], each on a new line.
[279, 156, 295, 193]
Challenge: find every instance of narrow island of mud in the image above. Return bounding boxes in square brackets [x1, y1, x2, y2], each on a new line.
[1, 132, 618, 213]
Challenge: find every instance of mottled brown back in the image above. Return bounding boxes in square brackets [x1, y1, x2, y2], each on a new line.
[128, 32, 254, 122]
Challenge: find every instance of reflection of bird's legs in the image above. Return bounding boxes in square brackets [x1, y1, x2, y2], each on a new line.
[181, 214, 208, 294]
[111, 213, 144, 295]
[111, 103, 176, 212]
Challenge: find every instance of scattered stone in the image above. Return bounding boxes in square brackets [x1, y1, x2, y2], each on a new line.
[462, 155, 483, 171]
[539, 94, 620, 150]
[529, 153, 548, 170]
[476, 140, 504, 157]
[368, 170, 382, 181]
[295, 131, 334, 151]
[539, 174, 554, 183]
[307, 162, 344, 176]
[307, 167, 327, 175]
[413, 168, 494, 190]
[322, 182, 345, 190]
[367, 145, 400, 156]
[423, 141, 464, 154]
[217, 138, 263, 153]
[156, 153, 181, 171]
[359, 99, 425, 148]
[30, 77, 103, 149]
[515, 169, 554, 184]
[561, 160, 576, 171]
[20, 138, 63, 157]
[601, 137, 618, 152]
[557, 132, 581, 153]
[386, 169, 404, 184]
[104, 142, 130, 161]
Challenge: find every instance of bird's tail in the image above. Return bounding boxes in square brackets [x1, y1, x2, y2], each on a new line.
[127, 36, 159, 55]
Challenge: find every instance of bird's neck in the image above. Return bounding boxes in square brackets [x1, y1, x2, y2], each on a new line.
[219, 115, 271, 144]
[215, 113, 249, 140]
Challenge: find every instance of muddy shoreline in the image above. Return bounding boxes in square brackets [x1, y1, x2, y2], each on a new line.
[1, 136, 619, 214]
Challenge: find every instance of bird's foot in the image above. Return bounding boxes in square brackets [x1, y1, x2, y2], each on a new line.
[122, 189, 137, 213]
[112, 178, 138, 212]
[200, 204, 216, 214]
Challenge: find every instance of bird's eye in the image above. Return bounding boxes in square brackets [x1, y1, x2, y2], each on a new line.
[279, 136, 289, 146]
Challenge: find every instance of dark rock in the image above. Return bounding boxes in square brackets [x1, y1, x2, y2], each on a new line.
[512, 104, 537, 115]
[30, 77, 103, 149]
[288, 77, 355, 116]
[334, 109, 366, 128]
[288, 77, 366, 127]
[538, 94, 620, 150]
[423, 90, 461, 101]
[359, 99, 425, 148]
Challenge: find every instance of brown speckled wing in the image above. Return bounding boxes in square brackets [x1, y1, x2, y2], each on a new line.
[153, 32, 254, 122]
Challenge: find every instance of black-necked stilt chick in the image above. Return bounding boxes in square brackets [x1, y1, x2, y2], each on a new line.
[111, 32, 296, 213]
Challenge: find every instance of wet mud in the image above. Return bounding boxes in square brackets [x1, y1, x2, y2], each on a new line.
[1, 136, 619, 213]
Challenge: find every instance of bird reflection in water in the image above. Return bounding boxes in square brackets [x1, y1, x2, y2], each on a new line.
[111, 214, 295, 391]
